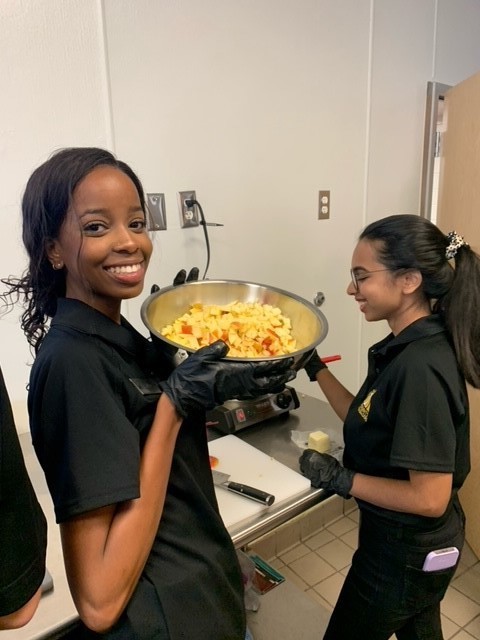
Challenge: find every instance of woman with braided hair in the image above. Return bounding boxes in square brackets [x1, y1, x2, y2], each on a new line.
[300, 214, 480, 639]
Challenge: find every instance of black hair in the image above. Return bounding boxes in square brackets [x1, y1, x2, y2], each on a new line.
[1, 147, 146, 353]
[360, 214, 480, 388]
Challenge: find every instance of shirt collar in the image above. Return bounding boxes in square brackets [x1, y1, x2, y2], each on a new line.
[52, 298, 146, 357]
[373, 314, 446, 356]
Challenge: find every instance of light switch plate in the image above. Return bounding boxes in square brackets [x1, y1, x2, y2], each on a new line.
[146, 193, 167, 230]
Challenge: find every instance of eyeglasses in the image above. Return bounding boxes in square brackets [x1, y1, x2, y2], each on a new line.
[350, 268, 391, 292]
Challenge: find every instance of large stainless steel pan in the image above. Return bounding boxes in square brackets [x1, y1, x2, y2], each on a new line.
[141, 279, 328, 369]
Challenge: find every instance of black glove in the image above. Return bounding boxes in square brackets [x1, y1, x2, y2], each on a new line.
[299, 449, 354, 498]
[160, 340, 296, 417]
[173, 267, 199, 286]
[303, 350, 328, 381]
[150, 268, 200, 296]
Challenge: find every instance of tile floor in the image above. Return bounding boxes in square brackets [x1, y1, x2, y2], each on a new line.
[247, 500, 480, 639]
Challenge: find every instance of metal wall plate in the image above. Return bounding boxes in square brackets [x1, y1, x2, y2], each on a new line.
[146, 193, 167, 230]
[178, 190, 199, 228]
[318, 190, 330, 220]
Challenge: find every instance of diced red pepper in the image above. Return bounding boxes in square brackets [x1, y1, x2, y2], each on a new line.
[181, 324, 193, 334]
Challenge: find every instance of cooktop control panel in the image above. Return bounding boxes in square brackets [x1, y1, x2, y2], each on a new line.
[206, 386, 300, 434]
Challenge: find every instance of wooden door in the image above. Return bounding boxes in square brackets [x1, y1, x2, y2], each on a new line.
[437, 70, 480, 559]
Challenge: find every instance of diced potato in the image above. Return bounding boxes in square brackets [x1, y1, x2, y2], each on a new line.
[160, 300, 296, 357]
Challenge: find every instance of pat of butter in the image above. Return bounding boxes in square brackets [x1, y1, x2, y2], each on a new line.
[308, 430, 330, 453]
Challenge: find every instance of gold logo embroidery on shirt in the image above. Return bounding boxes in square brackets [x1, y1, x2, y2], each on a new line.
[358, 389, 377, 422]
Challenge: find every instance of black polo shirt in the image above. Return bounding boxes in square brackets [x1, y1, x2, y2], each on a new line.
[343, 315, 470, 524]
[29, 298, 245, 639]
[0, 366, 47, 617]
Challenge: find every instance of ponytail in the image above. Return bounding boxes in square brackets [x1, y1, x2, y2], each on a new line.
[442, 244, 480, 388]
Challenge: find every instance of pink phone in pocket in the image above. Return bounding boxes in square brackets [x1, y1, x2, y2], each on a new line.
[422, 547, 459, 572]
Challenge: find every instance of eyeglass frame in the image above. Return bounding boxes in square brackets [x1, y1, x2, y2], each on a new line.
[350, 268, 392, 292]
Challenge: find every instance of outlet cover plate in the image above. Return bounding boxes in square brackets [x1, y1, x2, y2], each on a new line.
[318, 190, 330, 220]
[178, 190, 199, 228]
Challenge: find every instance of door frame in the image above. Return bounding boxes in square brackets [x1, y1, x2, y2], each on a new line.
[420, 81, 451, 219]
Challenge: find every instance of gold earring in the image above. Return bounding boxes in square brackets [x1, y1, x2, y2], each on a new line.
[51, 261, 63, 270]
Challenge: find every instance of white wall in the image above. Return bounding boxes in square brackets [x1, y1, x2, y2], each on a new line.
[0, 0, 111, 430]
[1, 0, 480, 432]
[105, 0, 371, 406]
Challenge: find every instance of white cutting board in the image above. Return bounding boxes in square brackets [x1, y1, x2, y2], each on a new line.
[208, 435, 311, 528]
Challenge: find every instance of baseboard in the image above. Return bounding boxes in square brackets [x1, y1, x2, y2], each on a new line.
[245, 495, 351, 559]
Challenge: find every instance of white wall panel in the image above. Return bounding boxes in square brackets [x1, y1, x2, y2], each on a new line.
[0, 0, 110, 427]
[104, 0, 372, 399]
[359, 0, 437, 367]
[435, 0, 480, 85]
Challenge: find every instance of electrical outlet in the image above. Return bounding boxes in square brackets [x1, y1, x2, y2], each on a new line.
[318, 190, 330, 220]
[178, 190, 199, 228]
[146, 193, 167, 230]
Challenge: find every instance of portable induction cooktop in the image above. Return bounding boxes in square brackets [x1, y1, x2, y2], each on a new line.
[206, 386, 300, 434]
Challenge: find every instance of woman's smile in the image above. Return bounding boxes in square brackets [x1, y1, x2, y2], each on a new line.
[357, 299, 367, 313]
[104, 261, 146, 284]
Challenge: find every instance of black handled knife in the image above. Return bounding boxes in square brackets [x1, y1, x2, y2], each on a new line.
[212, 470, 275, 506]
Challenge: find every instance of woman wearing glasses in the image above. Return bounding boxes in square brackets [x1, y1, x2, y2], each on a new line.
[300, 214, 480, 640]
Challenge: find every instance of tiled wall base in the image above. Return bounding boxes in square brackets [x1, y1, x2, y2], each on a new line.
[244, 495, 353, 560]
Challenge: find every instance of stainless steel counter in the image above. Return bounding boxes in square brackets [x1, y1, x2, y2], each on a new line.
[208, 393, 343, 546]
[9, 394, 341, 639]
